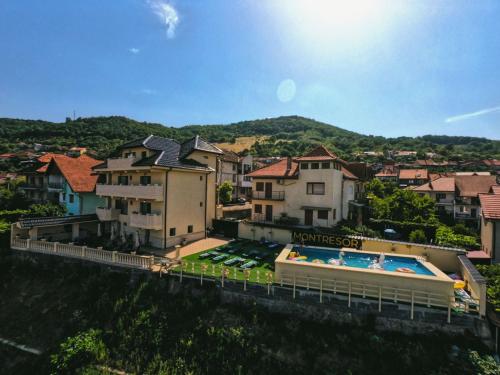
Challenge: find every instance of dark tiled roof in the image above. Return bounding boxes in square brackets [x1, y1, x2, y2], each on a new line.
[115, 134, 221, 172]
[179, 135, 223, 159]
[18, 214, 98, 229]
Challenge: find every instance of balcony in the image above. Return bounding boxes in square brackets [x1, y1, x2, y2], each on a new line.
[96, 184, 163, 201]
[96, 207, 121, 221]
[47, 181, 64, 191]
[129, 212, 162, 230]
[252, 191, 285, 201]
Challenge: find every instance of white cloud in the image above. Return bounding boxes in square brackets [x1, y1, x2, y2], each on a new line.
[129, 48, 140, 54]
[445, 105, 500, 123]
[148, 1, 179, 39]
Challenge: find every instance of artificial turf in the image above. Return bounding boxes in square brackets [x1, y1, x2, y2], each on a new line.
[171, 239, 282, 284]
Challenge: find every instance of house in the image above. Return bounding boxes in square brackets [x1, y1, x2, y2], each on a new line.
[92, 134, 222, 248]
[246, 145, 358, 227]
[454, 175, 498, 222]
[19, 152, 60, 203]
[479, 188, 500, 262]
[45, 154, 105, 215]
[218, 150, 254, 200]
[413, 177, 455, 214]
[398, 169, 429, 187]
[374, 165, 398, 182]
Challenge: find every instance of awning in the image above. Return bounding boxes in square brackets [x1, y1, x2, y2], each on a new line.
[17, 214, 98, 229]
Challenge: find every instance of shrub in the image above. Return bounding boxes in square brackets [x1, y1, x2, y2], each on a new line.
[409, 229, 427, 244]
[435, 226, 479, 249]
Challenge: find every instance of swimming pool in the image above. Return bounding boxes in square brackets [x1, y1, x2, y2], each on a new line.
[290, 246, 435, 276]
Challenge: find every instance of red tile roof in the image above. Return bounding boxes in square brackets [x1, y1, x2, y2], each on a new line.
[246, 158, 299, 178]
[38, 153, 58, 163]
[491, 186, 500, 194]
[413, 177, 455, 192]
[455, 176, 498, 197]
[49, 154, 103, 193]
[398, 169, 429, 180]
[483, 159, 500, 167]
[479, 194, 500, 220]
[296, 145, 338, 161]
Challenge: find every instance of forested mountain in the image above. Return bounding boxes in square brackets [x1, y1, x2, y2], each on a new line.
[0, 115, 498, 160]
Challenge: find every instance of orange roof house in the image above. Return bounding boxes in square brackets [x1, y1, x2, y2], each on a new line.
[47, 154, 102, 193]
[413, 177, 455, 192]
[398, 169, 429, 180]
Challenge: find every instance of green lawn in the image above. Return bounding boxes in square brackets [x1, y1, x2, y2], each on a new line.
[171, 239, 282, 284]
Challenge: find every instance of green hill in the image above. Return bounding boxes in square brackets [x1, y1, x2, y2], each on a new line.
[0, 115, 498, 160]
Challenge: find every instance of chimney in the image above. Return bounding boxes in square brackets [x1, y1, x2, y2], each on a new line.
[286, 156, 292, 172]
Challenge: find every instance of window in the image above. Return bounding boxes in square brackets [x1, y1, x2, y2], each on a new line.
[254, 204, 262, 214]
[188, 225, 193, 233]
[62, 193, 66, 201]
[69, 194, 74, 203]
[200, 202, 203, 207]
[141, 151, 147, 159]
[140, 175, 151, 186]
[321, 162, 330, 169]
[333, 209, 337, 219]
[301, 162, 309, 170]
[140, 202, 151, 215]
[118, 175, 128, 185]
[436, 193, 446, 200]
[318, 210, 329, 220]
[232, 164, 236, 171]
[311, 163, 319, 169]
[460, 206, 465, 213]
[200, 175, 203, 181]
[307, 182, 325, 195]
[256, 182, 264, 191]
[169, 228, 176, 236]
[232, 175, 236, 183]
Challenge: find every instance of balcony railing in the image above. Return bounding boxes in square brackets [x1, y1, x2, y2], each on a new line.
[252, 191, 285, 201]
[129, 212, 162, 230]
[47, 182, 64, 190]
[96, 184, 164, 201]
[96, 207, 121, 221]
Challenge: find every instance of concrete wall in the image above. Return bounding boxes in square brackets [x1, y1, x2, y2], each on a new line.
[239, 222, 292, 244]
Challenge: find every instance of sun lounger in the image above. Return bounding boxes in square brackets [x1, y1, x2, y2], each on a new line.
[212, 254, 229, 262]
[268, 243, 280, 249]
[240, 260, 258, 269]
[199, 251, 220, 259]
[224, 257, 245, 266]
[227, 247, 239, 254]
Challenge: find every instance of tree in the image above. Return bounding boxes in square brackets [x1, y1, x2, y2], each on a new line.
[50, 329, 108, 374]
[218, 181, 233, 204]
[435, 225, 479, 249]
[409, 229, 427, 244]
[28, 203, 67, 217]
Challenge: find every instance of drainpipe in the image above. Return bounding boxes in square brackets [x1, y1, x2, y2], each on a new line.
[163, 169, 171, 249]
[204, 172, 208, 238]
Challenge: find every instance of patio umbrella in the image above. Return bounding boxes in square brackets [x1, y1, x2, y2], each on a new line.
[97, 223, 102, 237]
[110, 223, 115, 240]
[134, 231, 140, 249]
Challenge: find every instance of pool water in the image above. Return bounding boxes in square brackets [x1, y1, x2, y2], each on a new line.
[291, 247, 435, 276]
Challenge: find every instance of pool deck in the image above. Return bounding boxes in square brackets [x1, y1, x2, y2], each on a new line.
[149, 236, 232, 259]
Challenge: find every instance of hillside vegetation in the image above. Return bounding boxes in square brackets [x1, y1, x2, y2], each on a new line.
[0, 115, 499, 160]
[0, 253, 497, 374]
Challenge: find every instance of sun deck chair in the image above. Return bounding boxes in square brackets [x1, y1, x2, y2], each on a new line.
[227, 247, 240, 254]
[199, 251, 220, 259]
[267, 243, 280, 249]
[212, 253, 229, 262]
[224, 257, 245, 266]
[240, 260, 258, 270]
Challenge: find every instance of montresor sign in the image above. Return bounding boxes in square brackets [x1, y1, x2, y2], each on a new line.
[292, 231, 362, 249]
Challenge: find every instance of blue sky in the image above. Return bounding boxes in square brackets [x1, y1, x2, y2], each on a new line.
[0, 0, 499, 139]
